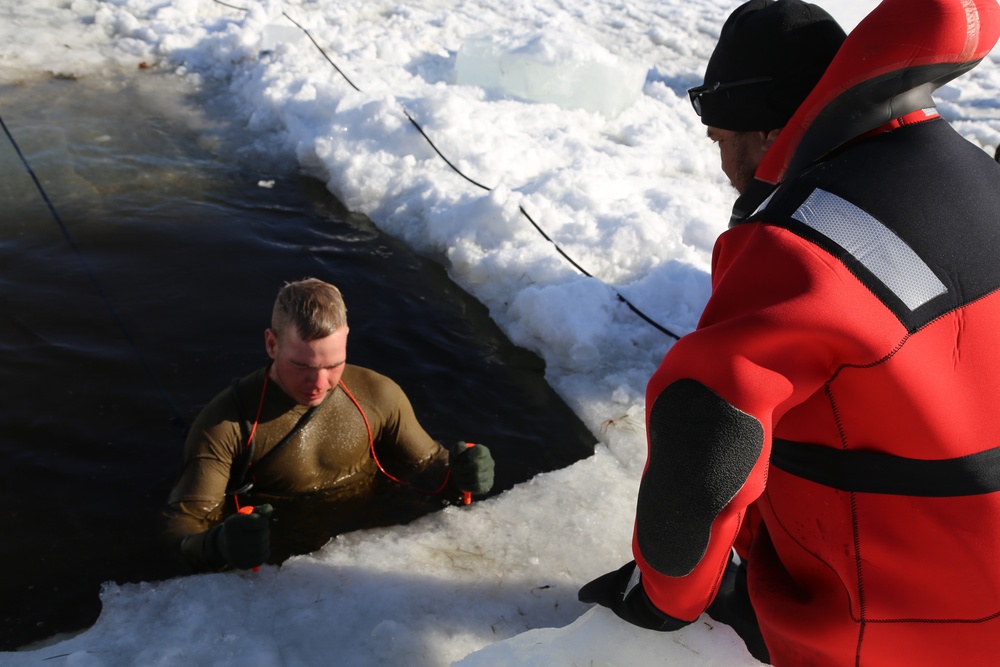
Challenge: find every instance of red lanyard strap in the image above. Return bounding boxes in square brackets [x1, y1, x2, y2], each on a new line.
[231, 372, 450, 510]
[338, 378, 451, 495]
[233, 370, 325, 509]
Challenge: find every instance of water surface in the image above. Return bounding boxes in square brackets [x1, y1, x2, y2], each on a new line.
[0, 73, 595, 649]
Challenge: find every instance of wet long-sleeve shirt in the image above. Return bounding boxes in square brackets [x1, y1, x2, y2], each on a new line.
[164, 364, 447, 569]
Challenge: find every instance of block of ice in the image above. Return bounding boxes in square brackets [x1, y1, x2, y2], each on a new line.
[454, 30, 647, 118]
[260, 24, 306, 52]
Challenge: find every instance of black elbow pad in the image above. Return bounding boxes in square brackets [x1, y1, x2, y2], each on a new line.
[637, 379, 763, 577]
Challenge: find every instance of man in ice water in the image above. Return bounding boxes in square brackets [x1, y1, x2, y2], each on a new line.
[579, 0, 1000, 664]
[164, 278, 494, 571]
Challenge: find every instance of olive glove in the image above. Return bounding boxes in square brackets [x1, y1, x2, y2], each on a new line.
[203, 504, 274, 570]
[448, 441, 494, 495]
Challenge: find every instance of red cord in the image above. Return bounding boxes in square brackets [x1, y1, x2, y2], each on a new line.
[246, 373, 268, 456]
[235, 373, 451, 509]
[234, 372, 269, 512]
[338, 378, 451, 495]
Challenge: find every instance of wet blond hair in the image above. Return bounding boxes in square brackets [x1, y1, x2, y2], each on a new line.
[271, 278, 348, 342]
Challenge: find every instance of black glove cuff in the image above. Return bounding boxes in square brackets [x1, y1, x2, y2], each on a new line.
[579, 561, 692, 632]
[626, 581, 692, 632]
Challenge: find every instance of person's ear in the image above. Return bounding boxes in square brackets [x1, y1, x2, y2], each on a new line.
[763, 127, 782, 150]
[264, 328, 279, 360]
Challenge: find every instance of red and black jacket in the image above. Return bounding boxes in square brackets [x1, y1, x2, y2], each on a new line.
[634, 1, 1000, 664]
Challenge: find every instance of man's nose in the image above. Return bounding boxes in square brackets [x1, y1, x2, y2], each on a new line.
[312, 368, 335, 389]
[302, 368, 322, 387]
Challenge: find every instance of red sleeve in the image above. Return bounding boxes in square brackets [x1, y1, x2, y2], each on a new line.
[634, 221, 906, 621]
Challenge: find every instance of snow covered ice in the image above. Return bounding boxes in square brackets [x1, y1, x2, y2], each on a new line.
[2, 0, 999, 664]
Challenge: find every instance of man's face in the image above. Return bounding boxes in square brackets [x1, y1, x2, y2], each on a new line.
[265, 324, 349, 406]
[706, 127, 775, 195]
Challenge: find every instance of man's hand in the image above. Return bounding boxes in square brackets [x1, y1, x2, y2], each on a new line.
[448, 442, 494, 495]
[578, 561, 691, 631]
[204, 504, 274, 570]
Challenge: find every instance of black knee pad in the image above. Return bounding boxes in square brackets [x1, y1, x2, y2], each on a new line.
[637, 379, 763, 576]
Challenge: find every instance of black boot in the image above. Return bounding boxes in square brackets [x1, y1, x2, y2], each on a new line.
[706, 558, 771, 664]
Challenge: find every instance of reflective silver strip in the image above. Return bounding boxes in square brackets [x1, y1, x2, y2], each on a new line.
[792, 188, 947, 310]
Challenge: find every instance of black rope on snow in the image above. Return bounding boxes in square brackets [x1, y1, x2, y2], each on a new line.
[211, 0, 247, 10]
[280, 11, 361, 93]
[0, 113, 188, 431]
[214, 0, 682, 341]
[402, 109, 494, 192]
[517, 204, 592, 278]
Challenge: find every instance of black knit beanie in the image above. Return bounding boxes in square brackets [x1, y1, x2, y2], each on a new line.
[697, 0, 847, 132]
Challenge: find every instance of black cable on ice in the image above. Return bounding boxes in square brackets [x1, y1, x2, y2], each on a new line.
[213, 0, 683, 341]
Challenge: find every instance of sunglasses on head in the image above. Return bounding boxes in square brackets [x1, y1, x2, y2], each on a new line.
[688, 76, 773, 116]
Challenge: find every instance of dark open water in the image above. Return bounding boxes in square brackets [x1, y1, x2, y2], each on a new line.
[0, 73, 595, 650]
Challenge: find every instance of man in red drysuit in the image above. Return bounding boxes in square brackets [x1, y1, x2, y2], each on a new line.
[579, 1, 1000, 665]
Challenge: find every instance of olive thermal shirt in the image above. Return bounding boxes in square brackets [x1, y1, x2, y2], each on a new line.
[164, 364, 447, 569]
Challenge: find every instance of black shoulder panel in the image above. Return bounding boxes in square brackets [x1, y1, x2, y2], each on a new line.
[636, 379, 763, 577]
[744, 119, 1000, 333]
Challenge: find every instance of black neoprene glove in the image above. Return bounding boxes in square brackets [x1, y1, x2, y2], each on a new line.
[578, 560, 691, 632]
[448, 441, 494, 495]
[203, 504, 273, 570]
